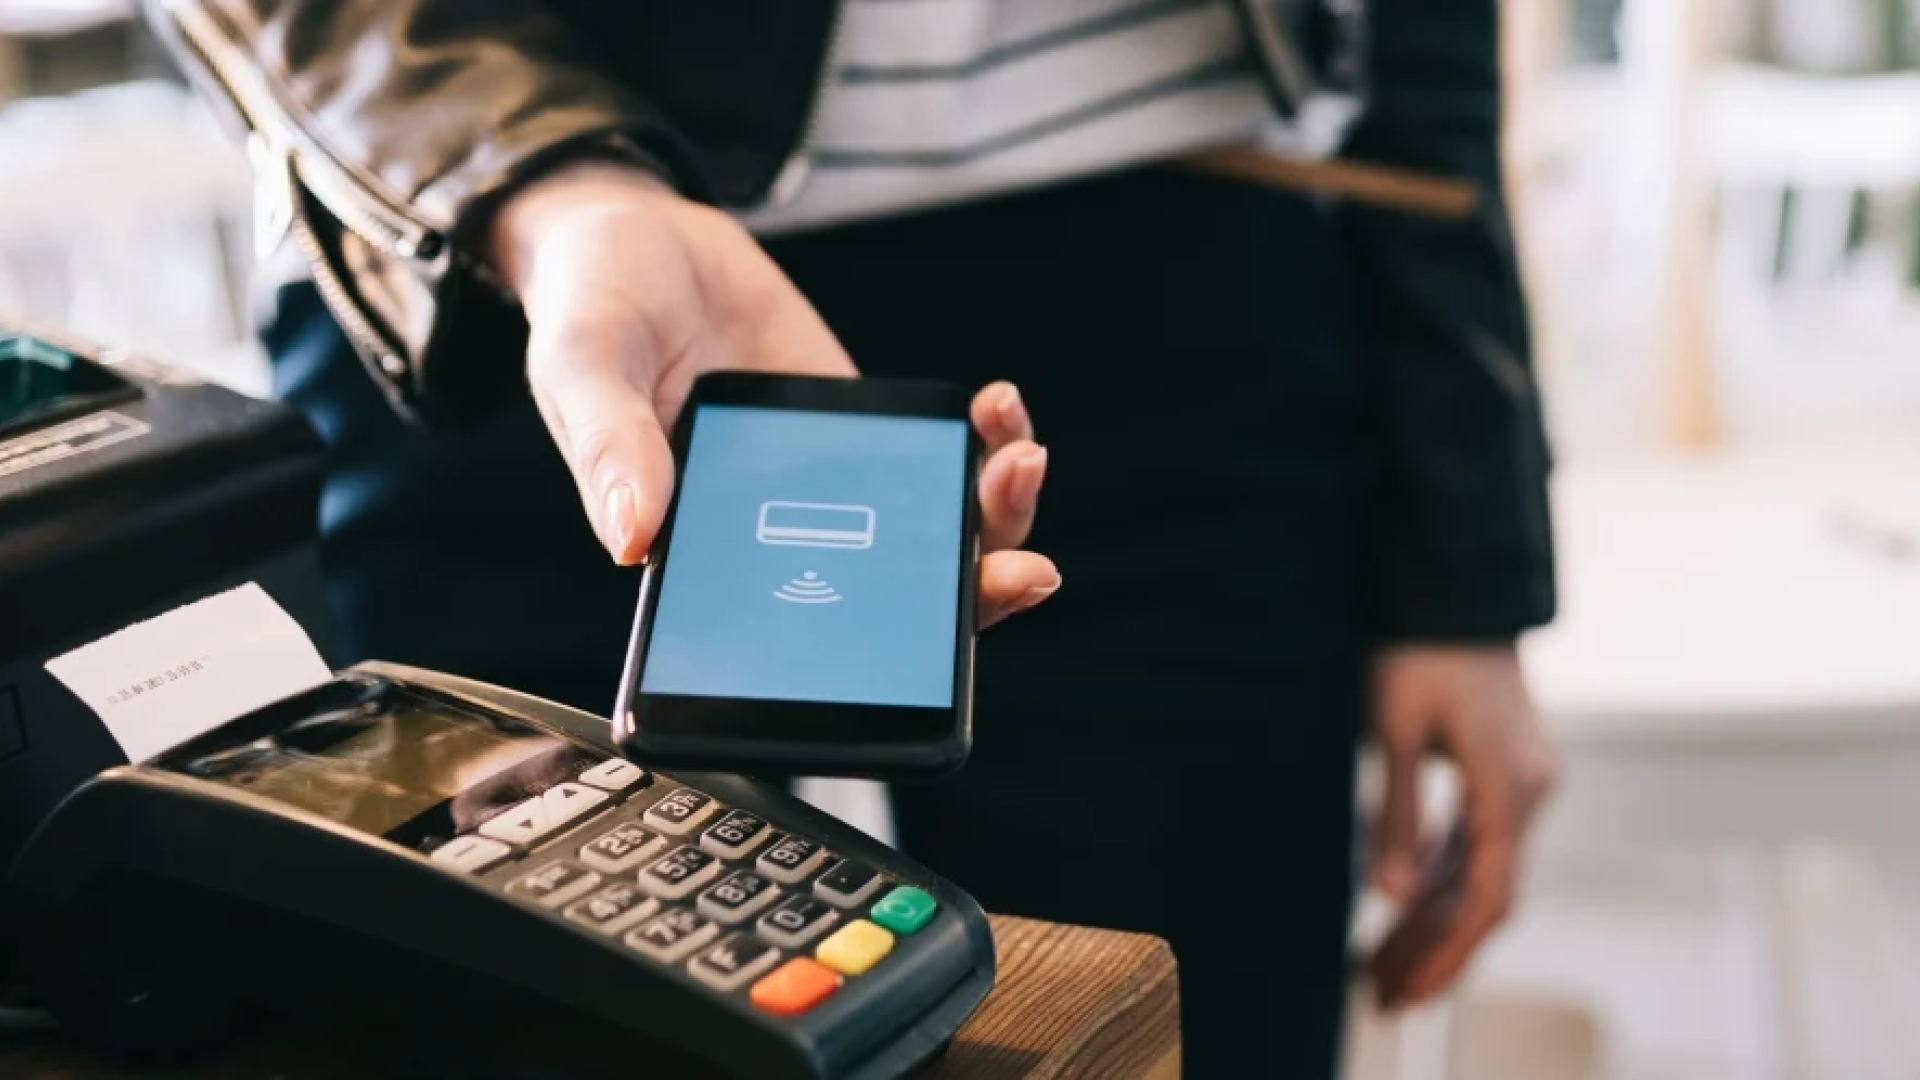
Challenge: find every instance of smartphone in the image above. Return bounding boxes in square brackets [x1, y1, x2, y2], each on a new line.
[614, 372, 982, 779]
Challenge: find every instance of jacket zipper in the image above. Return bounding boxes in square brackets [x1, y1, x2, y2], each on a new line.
[161, 0, 442, 263]
[762, 0, 850, 209]
[287, 179, 411, 381]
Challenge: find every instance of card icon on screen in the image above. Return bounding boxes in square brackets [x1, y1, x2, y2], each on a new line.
[756, 501, 875, 550]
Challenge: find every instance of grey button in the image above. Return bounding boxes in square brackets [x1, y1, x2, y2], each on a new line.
[507, 861, 601, 909]
[638, 845, 723, 901]
[478, 798, 554, 847]
[577, 758, 649, 796]
[756, 895, 841, 949]
[696, 871, 781, 926]
[700, 810, 773, 860]
[579, 823, 666, 874]
[625, 908, 720, 964]
[540, 782, 610, 833]
[564, 882, 660, 936]
[688, 935, 782, 992]
[643, 788, 720, 836]
[756, 834, 830, 884]
[813, 860, 884, 909]
[429, 835, 512, 875]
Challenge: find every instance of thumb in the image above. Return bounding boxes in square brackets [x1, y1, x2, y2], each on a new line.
[1374, 731, 1424, 904]
[527, 320, 677, 566]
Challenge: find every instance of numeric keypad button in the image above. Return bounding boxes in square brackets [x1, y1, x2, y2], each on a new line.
[756, 834, 830, 884]
[578, 823, 665, 874]
[625, 908, 720, 964]
[700, 810, 773, 860]
[688, 935, 782, 992]
[506, 860, 601, 909]
[637, 845, 723, 900]
[643, 788, 719, 835]
[697, 871, 780, 925]
[564, 882, 659, 936]
[756, 895, 840, 949]
[813, 859, 884, 908]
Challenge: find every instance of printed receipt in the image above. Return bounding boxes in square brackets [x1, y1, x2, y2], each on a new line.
[43, 583, 333, 763]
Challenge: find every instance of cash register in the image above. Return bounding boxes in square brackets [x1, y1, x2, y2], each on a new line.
[0, 323, 328, 879]
[0, 327, 995, 1079]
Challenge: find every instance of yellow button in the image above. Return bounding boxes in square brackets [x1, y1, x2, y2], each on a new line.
[815, 919, 895, 976]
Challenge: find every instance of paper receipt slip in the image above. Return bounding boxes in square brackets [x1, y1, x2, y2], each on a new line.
[43, 582, 332, 762]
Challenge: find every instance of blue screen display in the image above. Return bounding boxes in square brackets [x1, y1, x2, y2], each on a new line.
[641, 404, 970, 709]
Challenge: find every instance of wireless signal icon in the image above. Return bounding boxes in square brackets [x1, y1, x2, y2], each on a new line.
[773, 571, 842, 605]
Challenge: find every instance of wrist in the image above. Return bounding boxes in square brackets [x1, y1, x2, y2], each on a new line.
[485, 156, 678, 297]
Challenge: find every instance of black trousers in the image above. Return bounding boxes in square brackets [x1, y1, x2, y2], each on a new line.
[266, 166, 1379, 1078]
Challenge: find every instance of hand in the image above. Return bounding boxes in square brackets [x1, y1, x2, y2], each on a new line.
[1365, 646, 1560, 1008]
[487, 160, 1060, 628]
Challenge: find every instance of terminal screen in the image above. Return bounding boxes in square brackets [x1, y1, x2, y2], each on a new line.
[164, 689, 585, 839]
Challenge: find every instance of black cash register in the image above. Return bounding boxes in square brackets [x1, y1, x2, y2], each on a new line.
[0, 323, 327, 879]
[6, 661, 995, 1080]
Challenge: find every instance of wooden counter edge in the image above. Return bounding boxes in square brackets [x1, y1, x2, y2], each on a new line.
[929, 915, 1181, 1079]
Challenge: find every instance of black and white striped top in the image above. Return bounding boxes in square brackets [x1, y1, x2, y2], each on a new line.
[741, 0, 1347, 235]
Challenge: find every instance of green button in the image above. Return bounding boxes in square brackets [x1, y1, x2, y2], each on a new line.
[869, 886, 938, 935]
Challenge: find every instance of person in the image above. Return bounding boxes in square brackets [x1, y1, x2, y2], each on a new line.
[144, 0, 1562, 1074]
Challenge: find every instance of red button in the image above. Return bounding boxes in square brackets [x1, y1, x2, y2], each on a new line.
[750, 957, 841, 1016]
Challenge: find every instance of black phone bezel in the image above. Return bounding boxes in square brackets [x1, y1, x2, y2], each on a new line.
[614, 372, 982, 780]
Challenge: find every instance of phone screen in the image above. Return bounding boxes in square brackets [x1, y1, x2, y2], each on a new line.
[641, 403, 971, 710]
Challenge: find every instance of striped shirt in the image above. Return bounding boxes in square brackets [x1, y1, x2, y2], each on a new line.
[739, 0, 1357, 236]
[260, 0, 1355, 293]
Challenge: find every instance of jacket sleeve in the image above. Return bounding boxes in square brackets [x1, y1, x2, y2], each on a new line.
[1337, 0, 1557, 643]
[140, 0, 705, 428]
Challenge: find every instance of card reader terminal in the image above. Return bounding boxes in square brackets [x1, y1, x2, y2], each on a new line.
[5, 662, 993, 1080]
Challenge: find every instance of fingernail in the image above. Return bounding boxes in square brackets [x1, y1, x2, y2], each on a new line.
[1012, 445, 1047, 514]
[996, 383, 1022, 421]
[605, 483, 638, 559]
[1014, 573, 1063, 613]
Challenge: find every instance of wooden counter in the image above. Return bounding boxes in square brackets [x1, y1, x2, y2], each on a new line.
[2, 916, 1180, 1079]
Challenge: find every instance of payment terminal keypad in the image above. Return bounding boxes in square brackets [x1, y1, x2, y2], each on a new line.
[444, 763, 949, 1022]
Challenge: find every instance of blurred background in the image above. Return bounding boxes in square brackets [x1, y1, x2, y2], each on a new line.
[5, 1, 1920, 1077]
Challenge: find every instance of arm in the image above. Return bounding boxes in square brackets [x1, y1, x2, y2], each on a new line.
[143, 0, 1065, 624]
[1337, 0, 1562, 1006]
[1339, 0, 1556, 642]
[140, 0, 702, 427]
